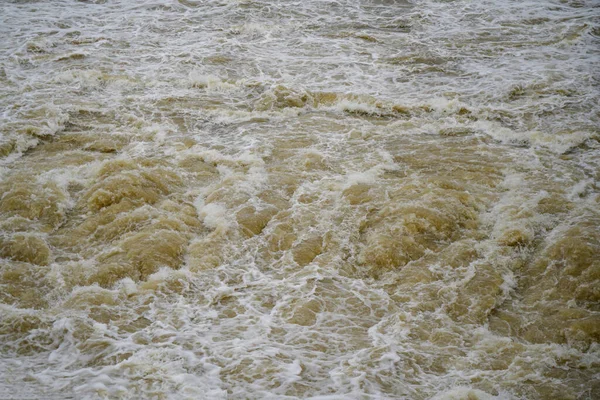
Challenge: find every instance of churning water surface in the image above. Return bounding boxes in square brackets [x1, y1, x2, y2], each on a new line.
[0, 0, 599, 399]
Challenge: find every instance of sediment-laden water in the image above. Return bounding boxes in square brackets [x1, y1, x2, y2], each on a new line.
[1, 0, 599, 399]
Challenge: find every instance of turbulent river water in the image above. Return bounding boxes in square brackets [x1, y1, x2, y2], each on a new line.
[1, 0, 599, 399]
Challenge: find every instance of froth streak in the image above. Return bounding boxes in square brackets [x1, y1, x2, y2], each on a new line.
[0, 0, 599, 399]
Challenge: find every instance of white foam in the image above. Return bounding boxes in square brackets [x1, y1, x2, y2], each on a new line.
[188, 71, 238, 92]
[198, 202, 230, 230]
[1, 0, 598, 398]
[431, 387, 512, 400]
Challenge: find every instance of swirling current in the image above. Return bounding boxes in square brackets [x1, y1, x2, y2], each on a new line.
[0, 0, 599, 399]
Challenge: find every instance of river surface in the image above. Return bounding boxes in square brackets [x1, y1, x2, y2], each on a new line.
[1, 0, 599, 399]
